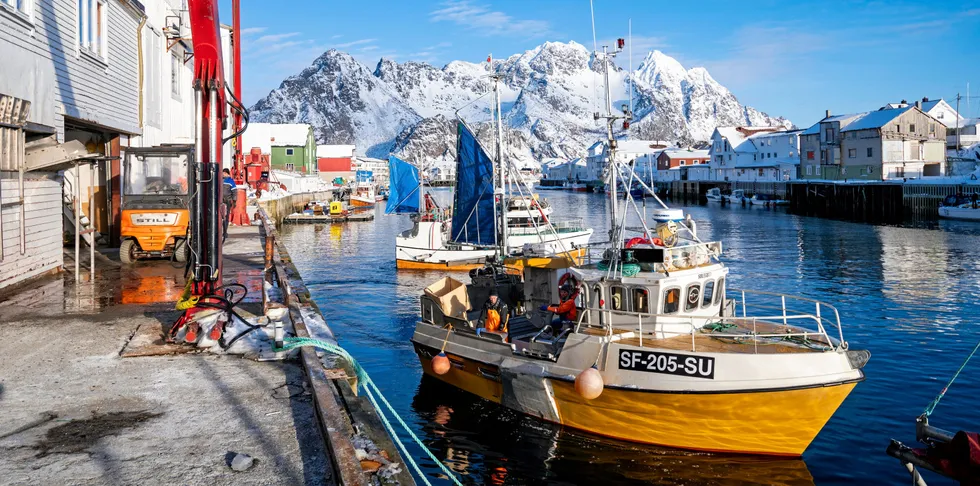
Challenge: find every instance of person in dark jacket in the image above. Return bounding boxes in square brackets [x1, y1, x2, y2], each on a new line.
[222, 169, 237, 241]
[477, 288, 509, 333]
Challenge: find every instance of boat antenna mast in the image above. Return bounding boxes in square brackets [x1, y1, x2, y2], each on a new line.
[489, 54, 508, 260]
[594, 38, 632, 259]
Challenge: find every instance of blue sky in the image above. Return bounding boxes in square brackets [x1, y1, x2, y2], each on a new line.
[220, 0, 980, 128]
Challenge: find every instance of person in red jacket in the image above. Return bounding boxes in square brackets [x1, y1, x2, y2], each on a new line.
[543, 285, 578, 337]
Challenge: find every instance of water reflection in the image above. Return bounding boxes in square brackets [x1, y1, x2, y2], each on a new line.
[281, 193, 980, 485]
[412, 376, 814, 485]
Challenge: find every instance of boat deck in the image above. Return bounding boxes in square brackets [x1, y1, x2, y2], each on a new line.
[284, 212, 375, 223]
[579, 320, 834, 354]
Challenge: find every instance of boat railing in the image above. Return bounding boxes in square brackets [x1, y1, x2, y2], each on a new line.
[572, 290, 846, 354]
[508, 217, 586, 234]
[729, 288, 845, 346]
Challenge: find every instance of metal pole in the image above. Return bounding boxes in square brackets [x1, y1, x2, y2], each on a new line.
[494, 60, 507, 257]
[18, 128, 26, 254]
[231, 0, 244, 183]
[603, 46, 619, 247]
[956, 93, 961, 152]
[89, 163, 95, 282]
[74, 162, 80, 282]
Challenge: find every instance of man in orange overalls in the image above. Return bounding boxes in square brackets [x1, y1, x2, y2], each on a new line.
[478, 288, 509, 334]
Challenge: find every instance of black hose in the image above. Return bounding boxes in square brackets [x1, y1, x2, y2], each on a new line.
[223, 83, 249, 144]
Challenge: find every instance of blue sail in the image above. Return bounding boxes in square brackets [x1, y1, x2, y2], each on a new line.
[450, 122, 496, 246]
[385, 155, 420, 215]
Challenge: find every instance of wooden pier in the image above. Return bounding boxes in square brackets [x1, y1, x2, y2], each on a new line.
[656, 179, 979, 224]
[283, 212, 375, 224]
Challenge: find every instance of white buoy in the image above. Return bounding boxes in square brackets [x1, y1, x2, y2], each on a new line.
[575, 365, 604, 400]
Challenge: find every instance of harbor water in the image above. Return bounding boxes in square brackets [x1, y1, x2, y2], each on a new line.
[278, 191, 980, 485]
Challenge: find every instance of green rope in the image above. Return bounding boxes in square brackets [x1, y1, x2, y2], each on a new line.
[277, 337, 463, 486]
[703, 322, 737, 332]
[923, 339, 980, 417]
[597, 261, 641, 277]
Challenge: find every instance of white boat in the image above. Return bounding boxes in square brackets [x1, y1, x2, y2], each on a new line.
[705, 187, 724, 202]
[349, 183, 377, 209]
[938, 194, 980, 221]
[412, 41, 868, 454]
[726, 189, 747, 204]
[390, 87, 594, 271]
[750, 194, 789, 206]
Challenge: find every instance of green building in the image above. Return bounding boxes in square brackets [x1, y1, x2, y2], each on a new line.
[242, 123, 317, 174]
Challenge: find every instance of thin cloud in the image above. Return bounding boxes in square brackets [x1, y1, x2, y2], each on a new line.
[239, 27, 266, 36]
[359, 46, 379, 52]
[254, 32, 301, 44]
[335, 38, 378, 49]
[331, 34, 343, 39]
[430, 0, 551, 38]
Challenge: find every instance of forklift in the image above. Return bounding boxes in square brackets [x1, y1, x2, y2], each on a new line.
[119, 145, 193, 264]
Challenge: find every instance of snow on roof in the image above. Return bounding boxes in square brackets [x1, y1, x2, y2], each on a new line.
[663, 149, 709, 159]
[715, 127, 746, 145]
[242, 123, 312, 154]
[801, 112, 867, 135]
[317, 144, 356, 158]
[842, 106, 913, 132]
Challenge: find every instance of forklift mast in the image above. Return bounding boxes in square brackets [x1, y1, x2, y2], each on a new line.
[187, 0, 227, 296]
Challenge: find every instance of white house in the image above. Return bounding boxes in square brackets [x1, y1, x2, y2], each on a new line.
[707, 127, 798, 182]
[584, 139, 668, 189]
[1, 0, 145, 289]
[131, 0, 193, 149]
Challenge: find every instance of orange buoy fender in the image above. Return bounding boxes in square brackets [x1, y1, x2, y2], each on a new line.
[431, 352, 451, 375]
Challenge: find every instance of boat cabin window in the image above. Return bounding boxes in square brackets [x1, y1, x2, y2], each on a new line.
[610, 286, 625, 310]
[714, 277, 725, 306]
[575, 285, 587, 308]
[685, 284, 701, 311]
[592, 284, 603, 308]
[702, 280, 715, 308]
[663, 288, 680, 314]
[633, 288, 649, 313]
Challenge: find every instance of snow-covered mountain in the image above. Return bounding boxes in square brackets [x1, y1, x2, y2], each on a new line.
[250, 42, 790, 161]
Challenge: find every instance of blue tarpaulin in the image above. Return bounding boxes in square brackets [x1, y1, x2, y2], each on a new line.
[450, 122, 496, 246]
[385, 156, 420, 215]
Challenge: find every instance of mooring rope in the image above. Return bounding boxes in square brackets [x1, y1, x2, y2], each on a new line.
[923, 338, 980, 417]
[276, 337, 464, 486]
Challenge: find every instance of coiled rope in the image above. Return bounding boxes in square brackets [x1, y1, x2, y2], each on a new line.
[923, 339, 980, 417]
[597, 260, 641, 277]
[275, 337, 463, 486]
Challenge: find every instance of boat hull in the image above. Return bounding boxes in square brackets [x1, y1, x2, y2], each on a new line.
[349, 196, 375, 208]
[415, 344, 858, 456]
[939, 206, 980, 221]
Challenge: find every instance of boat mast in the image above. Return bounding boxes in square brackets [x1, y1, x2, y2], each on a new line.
[594, 39, 630, 255]
[491, 54, 508, 258]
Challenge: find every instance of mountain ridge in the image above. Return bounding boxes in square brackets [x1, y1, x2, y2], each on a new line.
[249, 42, 792, 163]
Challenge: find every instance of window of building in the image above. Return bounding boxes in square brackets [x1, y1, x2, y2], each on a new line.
[758, 168, 764, 176]
[806, 165, 813, 176]
[285, 148, 294, 156]
[285, 163, 295, 171]
[820, 151, 826, 163]
[891, 167, 905, 178]
[685, 284, 701, 312]
[1, 0, 33, 19]
[848, 148, 856, 158]
[825, 127, 834, 142]
[860, 168, 867, 176]
[702, 280, 715, 307]
[867, 147, 873, 157]
[728, 154, 731, 161]
[753, 154, 757, 161]
[807, 151, 815, 160]
[633, 288, 649, 313]
[896, 124, 901, 133]
[170, 53, 181, 99]
[929, 124, 936, 135]
[909, 124, 915, 133]
[663, 288, 680, 314]
[78, 0, 108, 59]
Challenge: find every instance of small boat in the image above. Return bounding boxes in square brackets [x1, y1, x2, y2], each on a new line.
[726, 189, 747, 204]
[392, 122, 593, 271]
[705, 187, 724, 202]
[938, 193, 980, 221]
[750, 194, 789, 207]
[536, 179, 566, 190]
[567, 181, 589, 192]
[349, 183, 377, 208]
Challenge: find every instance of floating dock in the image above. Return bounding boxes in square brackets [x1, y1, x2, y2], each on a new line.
[283, 212, 375, 224]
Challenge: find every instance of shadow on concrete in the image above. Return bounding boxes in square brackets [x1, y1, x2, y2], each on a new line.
[193, 357, 323, 485]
